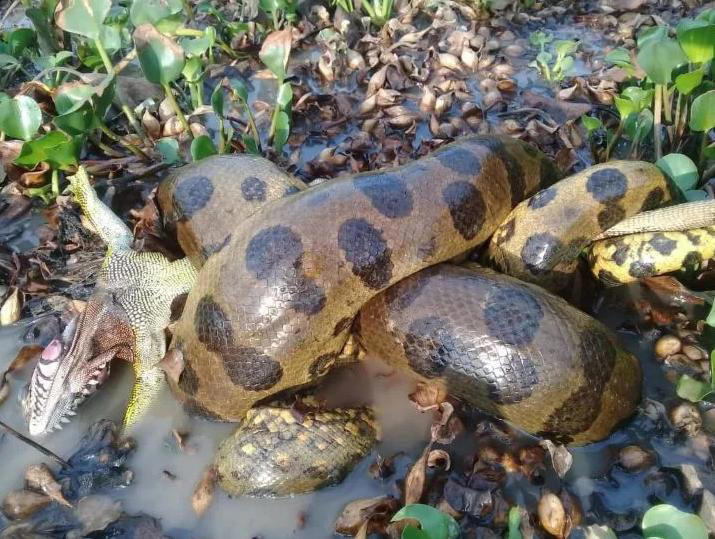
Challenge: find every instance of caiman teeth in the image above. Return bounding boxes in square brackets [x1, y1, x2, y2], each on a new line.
[60, 417, 71, 423]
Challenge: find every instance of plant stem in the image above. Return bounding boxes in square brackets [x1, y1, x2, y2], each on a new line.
[50, 169, 59, 196]
[162, 82, 193, 139]
[653, 84, 663, 160]
[93, 38, 148, 145]
[605, 121, 624, 161]
[99, 122, 151, 160]
[218, 117, 225, 153]
[700, 131, 710, 171]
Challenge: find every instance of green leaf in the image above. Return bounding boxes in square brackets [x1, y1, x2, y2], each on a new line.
[676, 375, 712, 403]
[129, 0, 183, 27]
[276, 82, 292, 109]
[0, 54, 19, 68]
[642, 504, 708, 539]
[529, 30, 552, 48]
[391, 504, 460, 539]
[655, 153, 699, 192]
[9, 28, 37, 56]
[134, 24, 186, 86]
[259, 29, 292, 81]
[621, 86, 653, 110]
[231, 79, 249, 102]
[242, 134, 259, 154]
[182, 35, 212, 57]
[273, 110, 290, 152]
[581, 115, 602, 132]
[182, 56, 203, 83]
[402, 526, 431, 539]
[606, 47, 635, 75]
[54, 0, 111, 40]
[52, 77, 115, 134]
[507, 507, 522, 539]
[685, 189, 708, 201]
[636, 36, 688, 84]
[614, 96, 637, 119]
[14, 131, 79, 169]
[637, 25, 668, 49]
[690, 90, 715, 132]
[554, 39, 577, 59]
[0, 95, 42, 141]
[99, 24, 121, 54]
[707, 306, 715, 328]
[26, 7, 59, 54]
[697, 8, 715, 23]
[676, 19, 715, 64]
[211, 85, 225, 117]
[190, 135, 217, 161]
[536, 50, 552, 65]
[156, 137, 180, 164]
[675, 67, 704, 95]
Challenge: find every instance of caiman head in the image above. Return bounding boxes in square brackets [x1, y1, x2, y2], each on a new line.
[24, 291, 134, 436]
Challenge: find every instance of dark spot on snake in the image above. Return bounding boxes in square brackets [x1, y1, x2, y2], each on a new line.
[183, 398, 224, 421]
[245, 225, 303, 280]
[442, 181, 486, 240]
[539, 330, 617, 436]
[493, 218, 516, 246]
[284, 185, 301, 197]
[628, 261, 656, 278]
[402, 316, 454, 378]
[288, 277, 326, 315]
[338, 218, 394, 290]
[223, 346, 283, 391]
[241, 176, 267, 201]
[483, 285, 544, 346]
[648, 233, 677, 255]
[355, 174, 413, 218]
[202, 234, 232, 259]
[607, 238, 630, 266]
[170, 293, 188, 322]
[598, 269, 621, 285]
[520, 233, 563, 274]
[417, 236, 438, 261]
[640, 187, 665, 212]
[385, 270, 431, 312]
[173, 175, 214, 219]
[178, 357, 200, 396]
[309, 353, 337, 378]
[477, 137, 526, 202]
[528, 187, 557, 209]
[586, 168, 628, 203]
[434, 146, 482, 176]
[686, 231, 701, 246]
[597, 204, 626, 230]
[194, 296, 233, 353]
[540, 156, 562, 187]
[333, 317, 353, 336]
[683, 251, 703, 267]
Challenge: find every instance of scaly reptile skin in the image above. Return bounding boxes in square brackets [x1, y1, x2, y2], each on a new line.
[31, 135, 714, 496]
[54, 170, 196, 431]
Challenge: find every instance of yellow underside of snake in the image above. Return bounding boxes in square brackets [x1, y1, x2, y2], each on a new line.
[153, 135, 709, 496]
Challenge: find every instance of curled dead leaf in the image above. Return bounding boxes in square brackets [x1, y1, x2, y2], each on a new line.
[461, 47, 478, 70]
[1, 288, 22, 326]
[1, 490, 50, 520]
[162, 116, 184, 137]
[539, 440, 573, 479]
[24, 464, 72, 508]
[156, 349, 185, 385]
[404, 443, 431, 505]
[427, 449, 451, 471]
[19, 162, 50, 188]
[538, 491, 566, 538]
[142, 110, 161, 139]
[367, 65, 388, 96]
[438, 53, 463, 72]
[191, 466, 217, 517]
[420, 87, 436, 112]
[334, 496, 400, 536]
[408, 381, 447, 410]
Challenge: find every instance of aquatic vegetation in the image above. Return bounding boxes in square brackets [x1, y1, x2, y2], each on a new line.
[528, 31, 578, 82]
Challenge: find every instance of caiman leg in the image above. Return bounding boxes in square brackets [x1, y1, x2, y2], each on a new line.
[69, 168, 198, 431]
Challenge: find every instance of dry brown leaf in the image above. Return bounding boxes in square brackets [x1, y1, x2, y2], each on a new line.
[354, 520, 369, 539]
[538, 491, 566, 538]
[539, 440, 573, 478]
[427, 449, 451, 471]
[404, 443, 431, 505]
[156, 349, 185, 385]
[408, 381, 447, 410]
[1, 288, 22, 326]
[1, 490, 51, 520]
[191, 466, 217, 517]
[24, 464, 72, 508]
[334, 496, 400, 536]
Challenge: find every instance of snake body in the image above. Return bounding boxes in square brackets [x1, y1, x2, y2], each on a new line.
[148, 135, 677, 496]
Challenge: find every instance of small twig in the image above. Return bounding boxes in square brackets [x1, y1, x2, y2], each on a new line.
[113, 49, 138, 75]
[0, 0, 20, 27]
[93, 162, 171, 190]
[0, 419, 70, 468]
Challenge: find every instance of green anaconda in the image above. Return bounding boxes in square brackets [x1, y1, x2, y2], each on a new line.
[25, 135, 711, 497]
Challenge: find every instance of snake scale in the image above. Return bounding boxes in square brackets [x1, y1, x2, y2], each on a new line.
[30, 135, 709, 497]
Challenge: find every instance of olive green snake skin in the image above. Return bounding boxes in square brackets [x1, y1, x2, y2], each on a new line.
[30, 135, 715, 497]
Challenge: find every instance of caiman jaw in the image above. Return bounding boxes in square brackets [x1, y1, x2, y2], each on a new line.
[25, 292, 134, 436]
